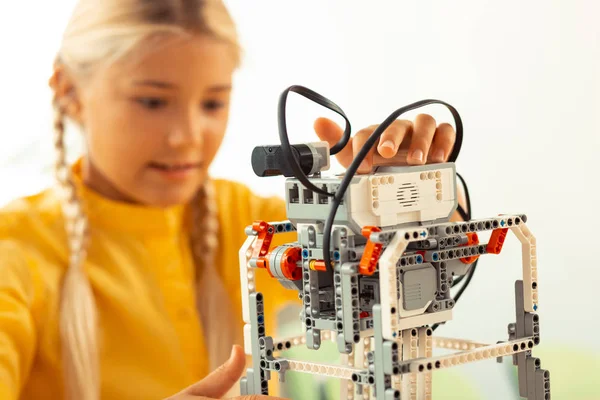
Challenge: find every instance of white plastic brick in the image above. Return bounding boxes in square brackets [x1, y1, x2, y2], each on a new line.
[340, 351, 351, 400]
[424, 328, 433, 400]
[378, 233, 407, 340]
[406, 337, 535, 374]
[510, 223, 538, 312]
[348, 166, 457, 229]
[432, 337, 489, 351]
[272, 330, 339, 351]
[360, 328, 374, 338]
[239, 235, 257, 324]
[409, 329, 418, 400]
[286, 359, 361, 380]
[379, 229, 428, 340]
[243, 324, 252, 355]
[401, 328, 419, 400]
[398, 310, 452, 331]
[417, 327, 432, 400]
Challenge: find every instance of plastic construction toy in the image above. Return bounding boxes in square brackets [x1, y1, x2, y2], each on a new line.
[239, 86, 550, 399]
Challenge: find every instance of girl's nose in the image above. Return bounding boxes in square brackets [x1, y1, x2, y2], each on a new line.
[167, 115, 205, 148]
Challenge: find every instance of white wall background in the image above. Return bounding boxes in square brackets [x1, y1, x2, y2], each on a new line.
[0, 1, 598, 398]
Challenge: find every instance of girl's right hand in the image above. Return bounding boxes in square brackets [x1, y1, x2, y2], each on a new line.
[164, 345, 288, 400]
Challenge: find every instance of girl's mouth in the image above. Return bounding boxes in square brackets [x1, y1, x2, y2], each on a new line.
[148, 161, 203, 180]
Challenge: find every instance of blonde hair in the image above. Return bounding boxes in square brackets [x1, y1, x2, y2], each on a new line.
[50, 1, 241, 399]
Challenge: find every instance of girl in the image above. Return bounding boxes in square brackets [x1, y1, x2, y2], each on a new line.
[0, 0, 461, 399]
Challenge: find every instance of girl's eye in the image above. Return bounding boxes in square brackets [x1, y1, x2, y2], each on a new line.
[135, 97, 168, 109]
[203, 100, 225, 111]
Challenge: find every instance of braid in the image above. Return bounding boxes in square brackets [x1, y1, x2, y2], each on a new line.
[190, 179, 239, 373]
[52, 95, 100, 400]
[191, 180, 219, 274]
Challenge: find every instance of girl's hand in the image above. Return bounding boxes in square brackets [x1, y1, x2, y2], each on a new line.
[314, 113, 466, 222]
[165, 345, 288, 400]
[313, 113, 456, 173]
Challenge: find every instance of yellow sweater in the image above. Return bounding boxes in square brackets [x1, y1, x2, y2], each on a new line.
[0, 162, 299, 399]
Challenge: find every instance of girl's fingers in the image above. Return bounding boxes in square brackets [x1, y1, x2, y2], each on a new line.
[428, 123, 456, 163]
[313, 117, 354, 167]
[353, 120, 413, 171]
[182, 345, 246, 398]
[376, 119, 413, 159]
[352, 125, 379, 173]
[314, 114, 451, 171]
[407, 114, 437, 165]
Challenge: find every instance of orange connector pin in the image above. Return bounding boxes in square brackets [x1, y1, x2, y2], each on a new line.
[251, 221, 274, 259]
[487, 228, 508, 254]
[359, 226, 382, 276]
[309, 259, 328, 272]
[460, 232, 480, 264]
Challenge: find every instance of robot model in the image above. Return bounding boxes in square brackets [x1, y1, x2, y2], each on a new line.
[239, 86, 550, 399]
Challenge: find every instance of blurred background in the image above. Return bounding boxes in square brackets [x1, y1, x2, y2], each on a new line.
[0, 0, 598, 399]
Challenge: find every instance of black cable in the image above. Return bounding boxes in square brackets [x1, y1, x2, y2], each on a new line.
[450, 171, 472, 287]
[456, 205, 469, 223]
[275, 85, 477, 322]
[455, 261, 477, 301]
[451, 269, 467, 287]
[278, 85, 352, 198]
[431, 259, 478, 332]
[432, 171, 476, 331]
[455, 172, 471, 222]
[321, 99, 463, 271]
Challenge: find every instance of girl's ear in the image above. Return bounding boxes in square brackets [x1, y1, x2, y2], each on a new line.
[49, 64, 83, 124]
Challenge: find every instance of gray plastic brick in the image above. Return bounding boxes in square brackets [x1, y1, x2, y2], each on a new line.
[401, 264, 437, 311]
[313, 319, 337, 331]
[372, 305, 399, 399]
[248, 292, 268, 395]
[535, 369, 550, 400]
[342, 263, 361, 345]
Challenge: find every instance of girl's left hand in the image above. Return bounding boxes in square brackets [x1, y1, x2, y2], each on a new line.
[313, 113, 456, 173]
